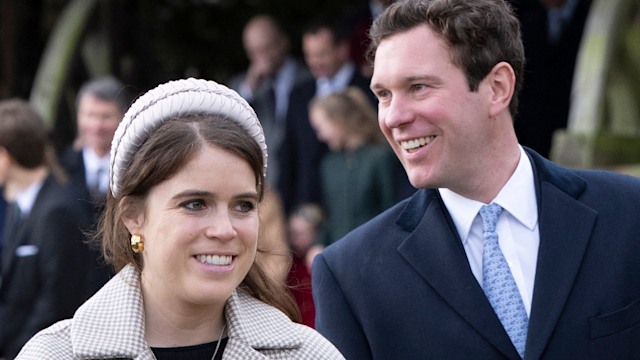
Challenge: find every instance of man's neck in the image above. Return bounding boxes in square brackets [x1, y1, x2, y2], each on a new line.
[4, 166, 48, 201]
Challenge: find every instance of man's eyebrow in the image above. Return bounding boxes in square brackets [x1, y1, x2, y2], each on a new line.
[371, 75, 442, 91]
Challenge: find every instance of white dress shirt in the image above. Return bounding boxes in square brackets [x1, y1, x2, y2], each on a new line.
[83, 147, 110, 195]
[439, 146, 540, 316]
[15, 179, 45, 217]
[315, 62, 356, 97]
[238, 57, 299, 124]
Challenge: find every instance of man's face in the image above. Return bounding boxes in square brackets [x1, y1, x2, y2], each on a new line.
[77, 94, 122, 157]
[243, 21, 288, 77]
[370, 25, 494, 192]
[303, 28, 348, 80]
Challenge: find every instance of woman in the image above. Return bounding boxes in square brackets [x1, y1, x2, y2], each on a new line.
[17, 78, 344, 359]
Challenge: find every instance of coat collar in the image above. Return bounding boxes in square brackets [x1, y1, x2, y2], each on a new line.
[395, 148, 596, 359]
[223, 287, 304, 358]
[71, 265, 303, 359]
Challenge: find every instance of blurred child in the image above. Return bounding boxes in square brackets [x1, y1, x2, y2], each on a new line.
[309, 87, 397, 245]
[286, 203, 325, 328]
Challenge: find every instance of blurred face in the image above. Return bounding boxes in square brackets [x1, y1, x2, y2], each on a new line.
[244, 20, 288, 77]
[288, 215, 316, 256]
[309, 106, 346, 151]
[133, 144, 259, 310]
[0, 147, 10, 188]
[77, 94, 122, 157]
[303, 28, 349, 79]
[370, 25, 493, 192]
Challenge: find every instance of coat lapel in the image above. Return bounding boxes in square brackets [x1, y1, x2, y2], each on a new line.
[397, 190, 521, 359]
[1, 177, 52, 283]
[223, 289, 303, 359]
[72, 265, 153, 360]
[524, 150, 596, 360]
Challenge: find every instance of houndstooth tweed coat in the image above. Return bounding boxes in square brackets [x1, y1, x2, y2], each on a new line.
[15, 264, 344, 359]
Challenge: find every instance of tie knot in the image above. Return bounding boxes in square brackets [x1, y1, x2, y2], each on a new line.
[479, 203, 503, 233]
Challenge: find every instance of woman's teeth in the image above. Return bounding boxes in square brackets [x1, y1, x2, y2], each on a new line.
[195, 255, 232, 266]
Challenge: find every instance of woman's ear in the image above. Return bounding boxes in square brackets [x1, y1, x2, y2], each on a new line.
[120, 196, 144, 234]
[487, 61, 516, 117]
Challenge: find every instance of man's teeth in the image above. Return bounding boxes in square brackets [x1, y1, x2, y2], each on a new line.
[400, 136, 435, 150]
[196, 255, 232, 266]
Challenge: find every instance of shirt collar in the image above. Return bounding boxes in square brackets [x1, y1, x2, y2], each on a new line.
[316, 61, 355, 96]
[439, 146, 538, 244]
[83, 147, 110, 174]
[15, 178, 45, 217]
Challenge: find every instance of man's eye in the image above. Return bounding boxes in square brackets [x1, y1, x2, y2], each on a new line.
[411, 84, 427, 92]
[376, 90, 390, 100]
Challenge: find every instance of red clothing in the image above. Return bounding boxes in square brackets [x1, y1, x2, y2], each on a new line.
[287, 255, 316, 328]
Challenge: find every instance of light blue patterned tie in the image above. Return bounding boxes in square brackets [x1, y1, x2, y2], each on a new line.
[480, 203, 528, 358]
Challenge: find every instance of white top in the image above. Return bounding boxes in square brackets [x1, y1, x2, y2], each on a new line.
[439, 146, 539, 316]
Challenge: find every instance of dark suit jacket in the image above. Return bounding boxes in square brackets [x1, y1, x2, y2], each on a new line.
[227, 59, 312, 187]
[312, 149, 640, 359]
[59, 148, 114, 296]
[0, 175, 95, 359]
[59, 147, 93, 211]
[278, 69, 376, 214]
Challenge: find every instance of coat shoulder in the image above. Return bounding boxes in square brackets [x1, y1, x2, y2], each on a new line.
[15, 320, 74, 360]
[282, 324, 346, 359]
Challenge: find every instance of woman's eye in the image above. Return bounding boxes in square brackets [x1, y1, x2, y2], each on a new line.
[183, 200, 206, 211]
[235, 201, 256, 213]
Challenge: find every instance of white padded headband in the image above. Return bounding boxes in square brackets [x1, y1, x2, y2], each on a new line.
[109, 78, 267, 197]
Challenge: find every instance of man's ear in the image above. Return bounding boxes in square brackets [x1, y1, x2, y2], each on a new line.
[487, 61, 516, 117]
[120, 196, 144, 234]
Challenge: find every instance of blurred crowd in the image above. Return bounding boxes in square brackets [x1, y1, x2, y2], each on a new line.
[2, 0, 639, 358]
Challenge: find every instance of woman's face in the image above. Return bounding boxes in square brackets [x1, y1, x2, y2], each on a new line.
[129, 144, 259, 310]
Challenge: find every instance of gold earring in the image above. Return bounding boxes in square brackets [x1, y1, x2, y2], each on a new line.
[131, 234, 144, 253]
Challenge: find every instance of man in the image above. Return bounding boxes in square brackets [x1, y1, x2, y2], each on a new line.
[228, 15, 311, 187]
[278, 16, 376, 214]
[59, 76, 131, 293]
[60, 76, 130, 205]
[0, 99, 94, 359]
[511, 0, 593, 158]
[312, 0, 640, 359]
